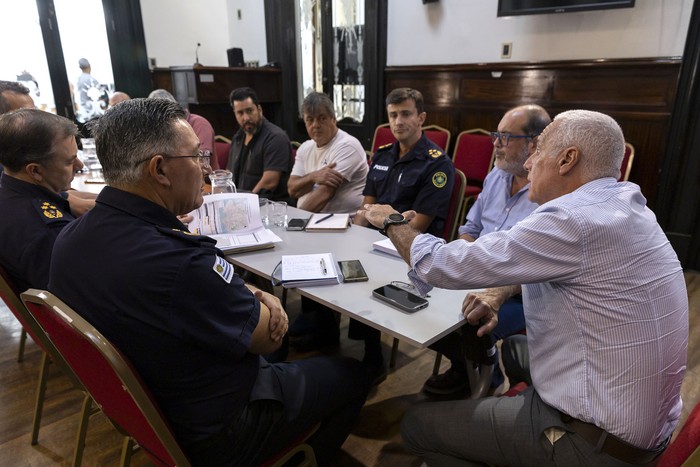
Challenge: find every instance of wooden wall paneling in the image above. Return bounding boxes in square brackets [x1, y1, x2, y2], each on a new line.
[385, 58, 681, 209]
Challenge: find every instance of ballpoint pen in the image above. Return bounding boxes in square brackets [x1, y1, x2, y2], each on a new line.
[320, 258, 328, 275]
[314, 213, 334, 224]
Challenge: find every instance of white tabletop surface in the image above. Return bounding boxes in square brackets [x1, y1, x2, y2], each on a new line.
[227, 207, 477, 348]
[71, 172, 106, 194]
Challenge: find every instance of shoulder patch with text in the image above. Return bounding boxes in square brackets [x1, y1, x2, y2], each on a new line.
[213, 256, 234, 284]
[432, 172, 448, 188]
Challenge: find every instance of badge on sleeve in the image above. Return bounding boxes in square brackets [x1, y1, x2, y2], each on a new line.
[432, 172, 448, 188]
[213, 256, 234, 284]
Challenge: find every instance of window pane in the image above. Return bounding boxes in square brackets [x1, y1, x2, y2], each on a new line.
[54, 0, 115, 123]
[332, 0, 364, 122]
[0, 1, 55, 113]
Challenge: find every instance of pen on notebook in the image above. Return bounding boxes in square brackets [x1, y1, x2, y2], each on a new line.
[320, 258, 328, 275]
[314, 213, 334, 224]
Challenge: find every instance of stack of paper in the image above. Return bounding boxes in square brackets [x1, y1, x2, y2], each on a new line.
[188, 193, 282, 254]
[278, 253, 341, 288]
[372, 238, 401, 258]
[304, 213, 350, 232]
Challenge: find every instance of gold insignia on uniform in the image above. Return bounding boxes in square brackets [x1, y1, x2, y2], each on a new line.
[378, 143, 393, 150]
[171, 228, 195, 236]
[41, 202, 64, 219]
[432, 172, 447, 188]
[428, 149, 443, 158]
[215, 264, 224, 273]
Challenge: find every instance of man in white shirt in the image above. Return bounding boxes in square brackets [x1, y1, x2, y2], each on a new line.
[288, 92, 368, 213]
[359, 110, 687, 466]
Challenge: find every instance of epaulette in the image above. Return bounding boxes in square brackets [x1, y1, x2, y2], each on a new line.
[156, 225, 212, 244]
[33, 199, 70, 225]
[377, 143, 393, 151]
[428, 148, 444, 159]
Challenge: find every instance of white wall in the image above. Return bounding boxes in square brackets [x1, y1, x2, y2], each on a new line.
[141, 0, 267, 68]
[387, 0, 693, 66]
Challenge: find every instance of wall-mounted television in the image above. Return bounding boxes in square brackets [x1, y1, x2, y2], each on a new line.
[497, 0, 635, 17]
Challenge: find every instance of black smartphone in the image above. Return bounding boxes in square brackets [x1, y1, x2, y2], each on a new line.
[286, 218, 309, 231]
[372, 284, 429, 313]
[338, 259, 369, 282]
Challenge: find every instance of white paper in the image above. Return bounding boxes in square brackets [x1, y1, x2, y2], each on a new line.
[305, 213, 350, 231]
[372, 238, 401, 258]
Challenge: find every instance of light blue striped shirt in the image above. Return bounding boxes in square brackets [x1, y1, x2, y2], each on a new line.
[408, 178, 688, 448]
[458, 167, 538, 239]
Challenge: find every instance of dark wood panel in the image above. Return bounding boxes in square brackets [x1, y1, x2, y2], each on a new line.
[385, 58, 681, 209]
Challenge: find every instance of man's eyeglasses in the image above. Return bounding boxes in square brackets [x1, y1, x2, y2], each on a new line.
[489, 132, 535, 147]
[162, 150, 212, 168]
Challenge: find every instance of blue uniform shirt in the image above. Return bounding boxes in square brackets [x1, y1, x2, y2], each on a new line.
[0, 172, 75, 291]
[364, 134, 455, 237]
[48, 186, 261, 447]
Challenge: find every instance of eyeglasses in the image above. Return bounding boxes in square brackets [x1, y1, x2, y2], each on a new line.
[489, 132, 534, 147]
[162, 150, 212, 168]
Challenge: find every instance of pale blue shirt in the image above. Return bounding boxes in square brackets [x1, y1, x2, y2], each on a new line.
[458, 167, 538, 239]
[408, 178, 688, 449]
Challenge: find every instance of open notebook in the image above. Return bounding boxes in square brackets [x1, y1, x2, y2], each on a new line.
[272, 253, 342, 288]
[304, 213, 351, 232]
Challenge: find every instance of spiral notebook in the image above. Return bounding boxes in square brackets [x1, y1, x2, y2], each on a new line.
[272, 253, 343, 288]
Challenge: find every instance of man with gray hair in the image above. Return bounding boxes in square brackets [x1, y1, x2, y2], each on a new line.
[288, 91, 368, 213]
[48, 98, 370, 466]
[359, 110, 687, 466]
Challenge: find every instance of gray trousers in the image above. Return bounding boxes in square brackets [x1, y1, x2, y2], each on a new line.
[401, 387, 644, 467]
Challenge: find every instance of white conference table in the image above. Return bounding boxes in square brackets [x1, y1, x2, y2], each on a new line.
[227, 207, 477, 349]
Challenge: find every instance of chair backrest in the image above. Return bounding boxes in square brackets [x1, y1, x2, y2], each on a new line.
[441, 168, 467, 242]
[214, 135, 232, 169]
[422, 125, 451, 153]
[620, 142, 635, 182]
[452, 129, 495, 186]
[370, 123, 395, 154]
[20, 289, 191, 467]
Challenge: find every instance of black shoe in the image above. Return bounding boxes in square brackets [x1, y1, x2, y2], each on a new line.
[422, 368, 469, 395]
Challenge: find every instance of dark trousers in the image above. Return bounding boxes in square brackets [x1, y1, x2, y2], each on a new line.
[187, 357, 370, 466]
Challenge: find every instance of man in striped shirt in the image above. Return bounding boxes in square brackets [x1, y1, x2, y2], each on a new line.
[359, 110, 688, 466]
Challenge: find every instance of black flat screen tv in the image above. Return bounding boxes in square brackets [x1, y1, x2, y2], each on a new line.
[497, 0, 635, 17]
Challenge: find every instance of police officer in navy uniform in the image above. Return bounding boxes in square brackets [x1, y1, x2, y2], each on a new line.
[0, 109, 83, 291]
[48, 98, 370, 466]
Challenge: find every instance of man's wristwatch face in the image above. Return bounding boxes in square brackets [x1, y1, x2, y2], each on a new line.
[380, 213, 408, 236]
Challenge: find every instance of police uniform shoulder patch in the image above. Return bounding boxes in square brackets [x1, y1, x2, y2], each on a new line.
[213, 256, 234, 284]
[428, 148, 443, 158]
[432, 171, 448, 188]
[156, 226, 211, 244]
[34, 199, 68, 224]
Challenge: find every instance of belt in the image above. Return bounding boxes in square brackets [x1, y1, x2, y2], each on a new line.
[560, 413, 665, 465]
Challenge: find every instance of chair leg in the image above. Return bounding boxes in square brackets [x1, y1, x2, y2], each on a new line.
[17, 327, 27, 362]
[432, 352, 443, 375]
[71, 395, 93, 467]
[390, 337, 399, 368]
[119, 436, 134, 467]
[31, 351, 51, 445]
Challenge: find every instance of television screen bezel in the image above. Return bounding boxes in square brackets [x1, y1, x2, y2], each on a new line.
[497, 0, 636, 17]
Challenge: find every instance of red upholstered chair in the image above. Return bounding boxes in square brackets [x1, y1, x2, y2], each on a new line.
[422, 125, 451, 153]
[291, 140, 301, 160]
[0, 268, 96, 466]
[214, 135, 232, 169]
[370, 123, 395, 154]
[620, 142, 635, 182]
[451, 129, 496, 220]
[21, 289, 191, 467]
[656, 401, 700, 467]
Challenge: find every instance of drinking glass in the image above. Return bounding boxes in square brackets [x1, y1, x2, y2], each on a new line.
[259, 198, 270, 227]
[271, 201, 287, 227]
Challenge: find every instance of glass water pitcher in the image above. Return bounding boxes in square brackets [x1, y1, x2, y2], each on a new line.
[210, 169, 237, 194]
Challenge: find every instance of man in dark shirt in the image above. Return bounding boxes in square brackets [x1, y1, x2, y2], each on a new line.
[0, 109, 83, 291]
[226, 87, 292, 201]
[48, 98, 369, 466]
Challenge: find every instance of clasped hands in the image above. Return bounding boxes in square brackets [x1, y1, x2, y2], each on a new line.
[312, 162, 345, 189]
[254, 290, 288, 342]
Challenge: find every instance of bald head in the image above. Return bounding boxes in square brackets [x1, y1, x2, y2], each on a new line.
[0, 81, 35, 114]
[109, 91, 131, 107]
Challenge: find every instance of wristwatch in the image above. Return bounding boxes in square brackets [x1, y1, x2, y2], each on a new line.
[380, 213, 408, 236]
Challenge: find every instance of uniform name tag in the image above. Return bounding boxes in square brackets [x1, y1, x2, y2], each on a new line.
[213, 256, 234, 284]
[373, 165, 389, 172]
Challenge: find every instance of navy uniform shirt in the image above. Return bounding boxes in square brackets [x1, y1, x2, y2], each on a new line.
[0, 172, 75, 291]
[364, 133, 455, 237]
[48, 186, 261, 447]
[227, 118, 293, 202]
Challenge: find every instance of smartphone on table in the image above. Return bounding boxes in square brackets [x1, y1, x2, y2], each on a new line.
[286, 218, 309, 231]
[338, 259, 369, 283]
[372, 283, 429, 313]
